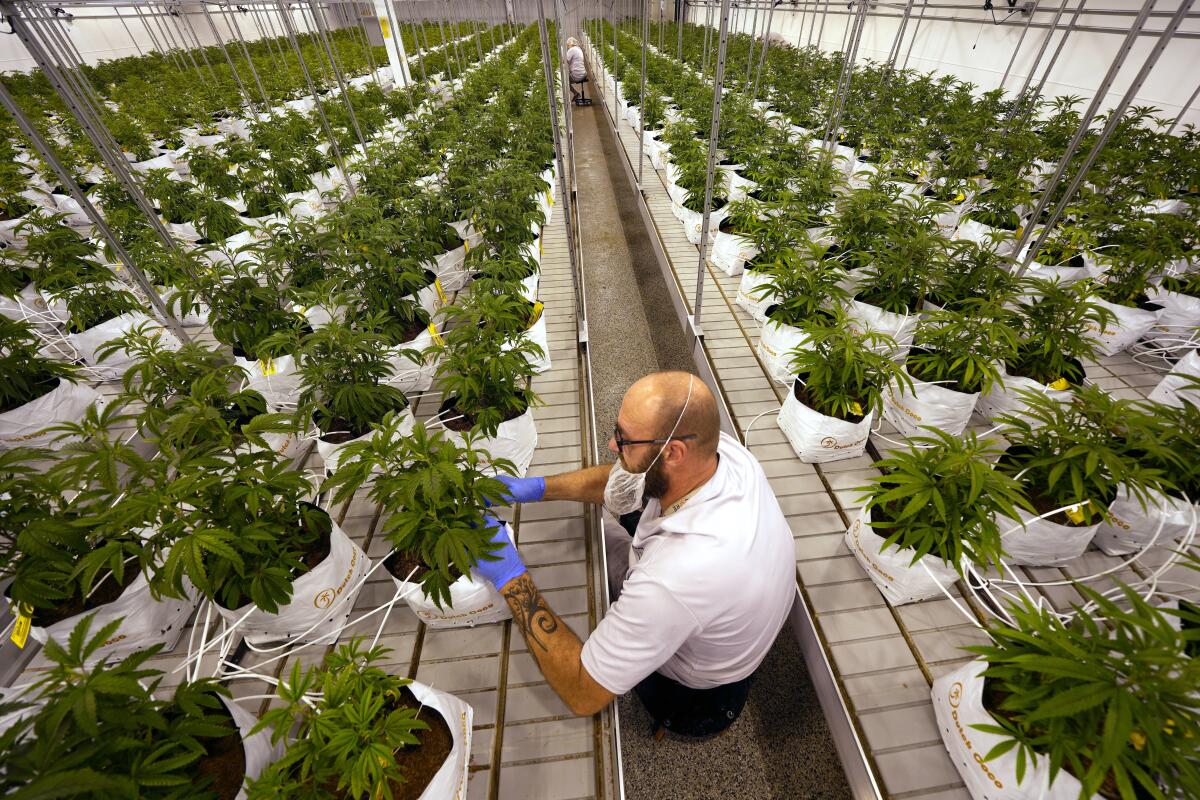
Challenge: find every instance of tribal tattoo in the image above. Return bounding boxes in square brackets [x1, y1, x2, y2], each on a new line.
[502, 574, 559, 651]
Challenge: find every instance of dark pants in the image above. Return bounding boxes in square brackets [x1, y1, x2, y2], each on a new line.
[617, 509, 752, 737]
[570, 77, 587, 100]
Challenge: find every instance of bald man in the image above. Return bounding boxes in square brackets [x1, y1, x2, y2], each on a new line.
[475, 372, 795, 738]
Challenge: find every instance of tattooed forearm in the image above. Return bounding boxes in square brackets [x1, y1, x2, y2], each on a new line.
[502, 574, 559, 651]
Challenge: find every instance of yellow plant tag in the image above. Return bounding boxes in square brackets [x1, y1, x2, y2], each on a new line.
[954, 192, 965, 203]
[546, 189, 554, 207]
[435, 278, 447, 305]
[10, 605, 31, 648]
[463, 238, 470, 254]
[1064, 504, 1087, 525]
[259, 358, 277, 377]
[849, 401, 863, 416]
[427, 323, 445, 345]
[379, 18, 391, 39]
[1047, 378, 1070, 391]
[528, 300, 545, 328]
[1015, 225, 1024, 238]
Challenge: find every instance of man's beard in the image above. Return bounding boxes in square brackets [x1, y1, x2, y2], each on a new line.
[624, 450, 670, 500]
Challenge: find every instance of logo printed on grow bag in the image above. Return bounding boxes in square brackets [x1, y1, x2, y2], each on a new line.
[820, 435, 869, 450]
[849, 519, 895, 581]
[947, 681, 1004, 790]
[313, 548, 359, 609]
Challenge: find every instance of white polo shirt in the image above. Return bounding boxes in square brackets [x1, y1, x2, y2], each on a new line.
[580, 432, 795, 693]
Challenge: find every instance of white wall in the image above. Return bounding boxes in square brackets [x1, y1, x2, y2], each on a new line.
[0, 3, 359, 73]
[692, 0, 1200, 129]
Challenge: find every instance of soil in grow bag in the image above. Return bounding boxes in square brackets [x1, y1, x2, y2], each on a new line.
[229, 323, 313, 362]
[764, 303, 835, 329]
[793, 377, 866, 424]
[1037, 242, 1086, 269]
[963, 209, 1021, 232]
[0, 195, 35, 221]
[683, 195, 728, 215]
[1004, 354, 1085, 388]
[29, 564, 139, 628]
[192, 703, 248, 800]
[906, 347, 972, 393]
[1, 374, 60, 413]
[438, 393, 530, 434]
[383, 549, 463, 584]
[997, 446, 1112, 526]
[221, 505, 333, 611]
[316, 393, 410, 445]
[980, 681, 1128, 800]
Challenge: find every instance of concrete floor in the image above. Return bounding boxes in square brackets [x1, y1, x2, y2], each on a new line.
[573, 85, 693, 463]
[572, 82, 852, 798]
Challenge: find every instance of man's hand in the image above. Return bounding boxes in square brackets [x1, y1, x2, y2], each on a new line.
[474, 515, 528, 591]
[495, 475, 547, 505]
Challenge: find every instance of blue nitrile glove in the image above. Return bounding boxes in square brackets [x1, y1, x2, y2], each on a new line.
[491, 474, 546, 505]
[475, 514, 527, 590]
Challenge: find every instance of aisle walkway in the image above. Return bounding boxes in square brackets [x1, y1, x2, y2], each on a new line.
[571, 81, 850, 799]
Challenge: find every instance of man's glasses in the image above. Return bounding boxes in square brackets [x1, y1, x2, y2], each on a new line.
[613, 425, 697, 454]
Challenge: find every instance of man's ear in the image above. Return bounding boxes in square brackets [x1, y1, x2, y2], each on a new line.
[664, 439, 689, 466]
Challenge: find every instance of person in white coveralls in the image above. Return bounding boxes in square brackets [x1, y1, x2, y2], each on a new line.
[475, 371, 795, 738]
[565, 36, 588, 105]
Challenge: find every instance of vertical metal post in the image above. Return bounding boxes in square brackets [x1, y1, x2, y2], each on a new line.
[816, 0, 831, 49]
[379, 0, 412, 86]
[692, 0, 731, 334]
[751, 0, 775, 103]
[677, 0, 683, 60]
[701, 0, 712, 75]
[1167, 79, 1200, 135]
[131, 7, 168, 62]
[999, 0, 1038, 89]
[1017, 0, 1193, 275]
[901, 0, 927, 68]
[745, 0, 759, 84]
[535, 0, 586, 342]
[200, 2, 258, 111]
[552, 0, 578, 247]
[307, 0, 369, 150]
[113, 7, 144, 57]
[821, 0, 867, 152]
[273, 0, 357, 195]
[885, 0, 916, 72]
[165, 5, 205, 78]
[0, 80, 190, 344]
[1008, 0, 1072, 117]
[637, 0, 648, 188]
[221, 3, 272, 107]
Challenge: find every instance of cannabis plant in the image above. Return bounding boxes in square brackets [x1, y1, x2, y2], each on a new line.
[929, 240, 1018, 309]
[0, 616, 239, 799]
[995, 385, 1172, 525]
[969, 585, 1200, 800]
[325, 419, 514, 607]
[907, 302, 1018, 394]
[0, 317, 80, 413]
[754, 239, 848, 326]
[249, 639, 429, 800]
[270, 315, 410, 441]
[1007, 278, 1110, 386]
[203, 273, 310, 361]
[863, 430, 1032, 570]
[787, 313, 911, 421]
[434, 291, 543, 437]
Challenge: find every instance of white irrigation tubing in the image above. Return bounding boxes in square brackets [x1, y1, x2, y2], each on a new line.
[921, 557, 987, 629]
[742, 405, 783, 446]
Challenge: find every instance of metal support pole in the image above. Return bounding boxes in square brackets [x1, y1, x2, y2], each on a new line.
[901, 0, 928, 67]
[1017, 0, 1193, 275]
[751, 0, 775, 103]
[0, 80, 189, 344]
[273, 0, 357, 195]
[692, 0, 731, 335]
[551, 0, 578, 245]
[535, 0, 586, 342]
[999, 0, 1038, 89]
[677, 0, 684, 59]
[200, 2, 258, 111]
[307, 0, 369, 150]
[1167, 79, 1200, 135]
[638, 0, 648, 188]
[701, 0, 712, 75]
[165, 4, 205, 78]
[113, 8, 143, 57]
[745, 0, 759, 84]
[220, 2, 272, 108]
[1008, 0, 1072, 116]
[821, 0, 867, 151]
[131, 7, 168, 61]
[816, 0, 831, 49]
[180, 9, 220, 85]
[885, 0, 916, 71]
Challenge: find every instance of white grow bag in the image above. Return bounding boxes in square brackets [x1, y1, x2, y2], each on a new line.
[757, 318, 810, 385]
[953, 218, 1018, 256]
[235, 355, 302, 413]
[1092, 485, 1196, 556]
[0, 379, 103, 451]
[504, 312, 551, 375]
[19, 567, 198, 665]
[409, 680, 474, 800]
[1140, 287, 1200, 357]
[976, 367, 1074, 428]
[393, 522, 516, 629]
[844, 506, 960, 606]
[443, 406, 538, 478]
[996, 507, 1098, 567]
[882, 371, 979, 438]
[225, 697, 285, 800]
[317, 408, 415, 475]
[60, 311, 182, 381]
[846, 300, 917, 360]
[778, 383, 873, 463]
[214, 517, 370, 645]
[735, 268, 775, 321]
[677, 203, 730, 246]
[1, 283, 66, 334]
[711, 229, 758, 277]
[932, 659, 1092, 800]
[1086, 298, 1158, 357]
[434, 243, 470, 292]
[386, 326, 439, 394]
[1147, 350, 1200, 407]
